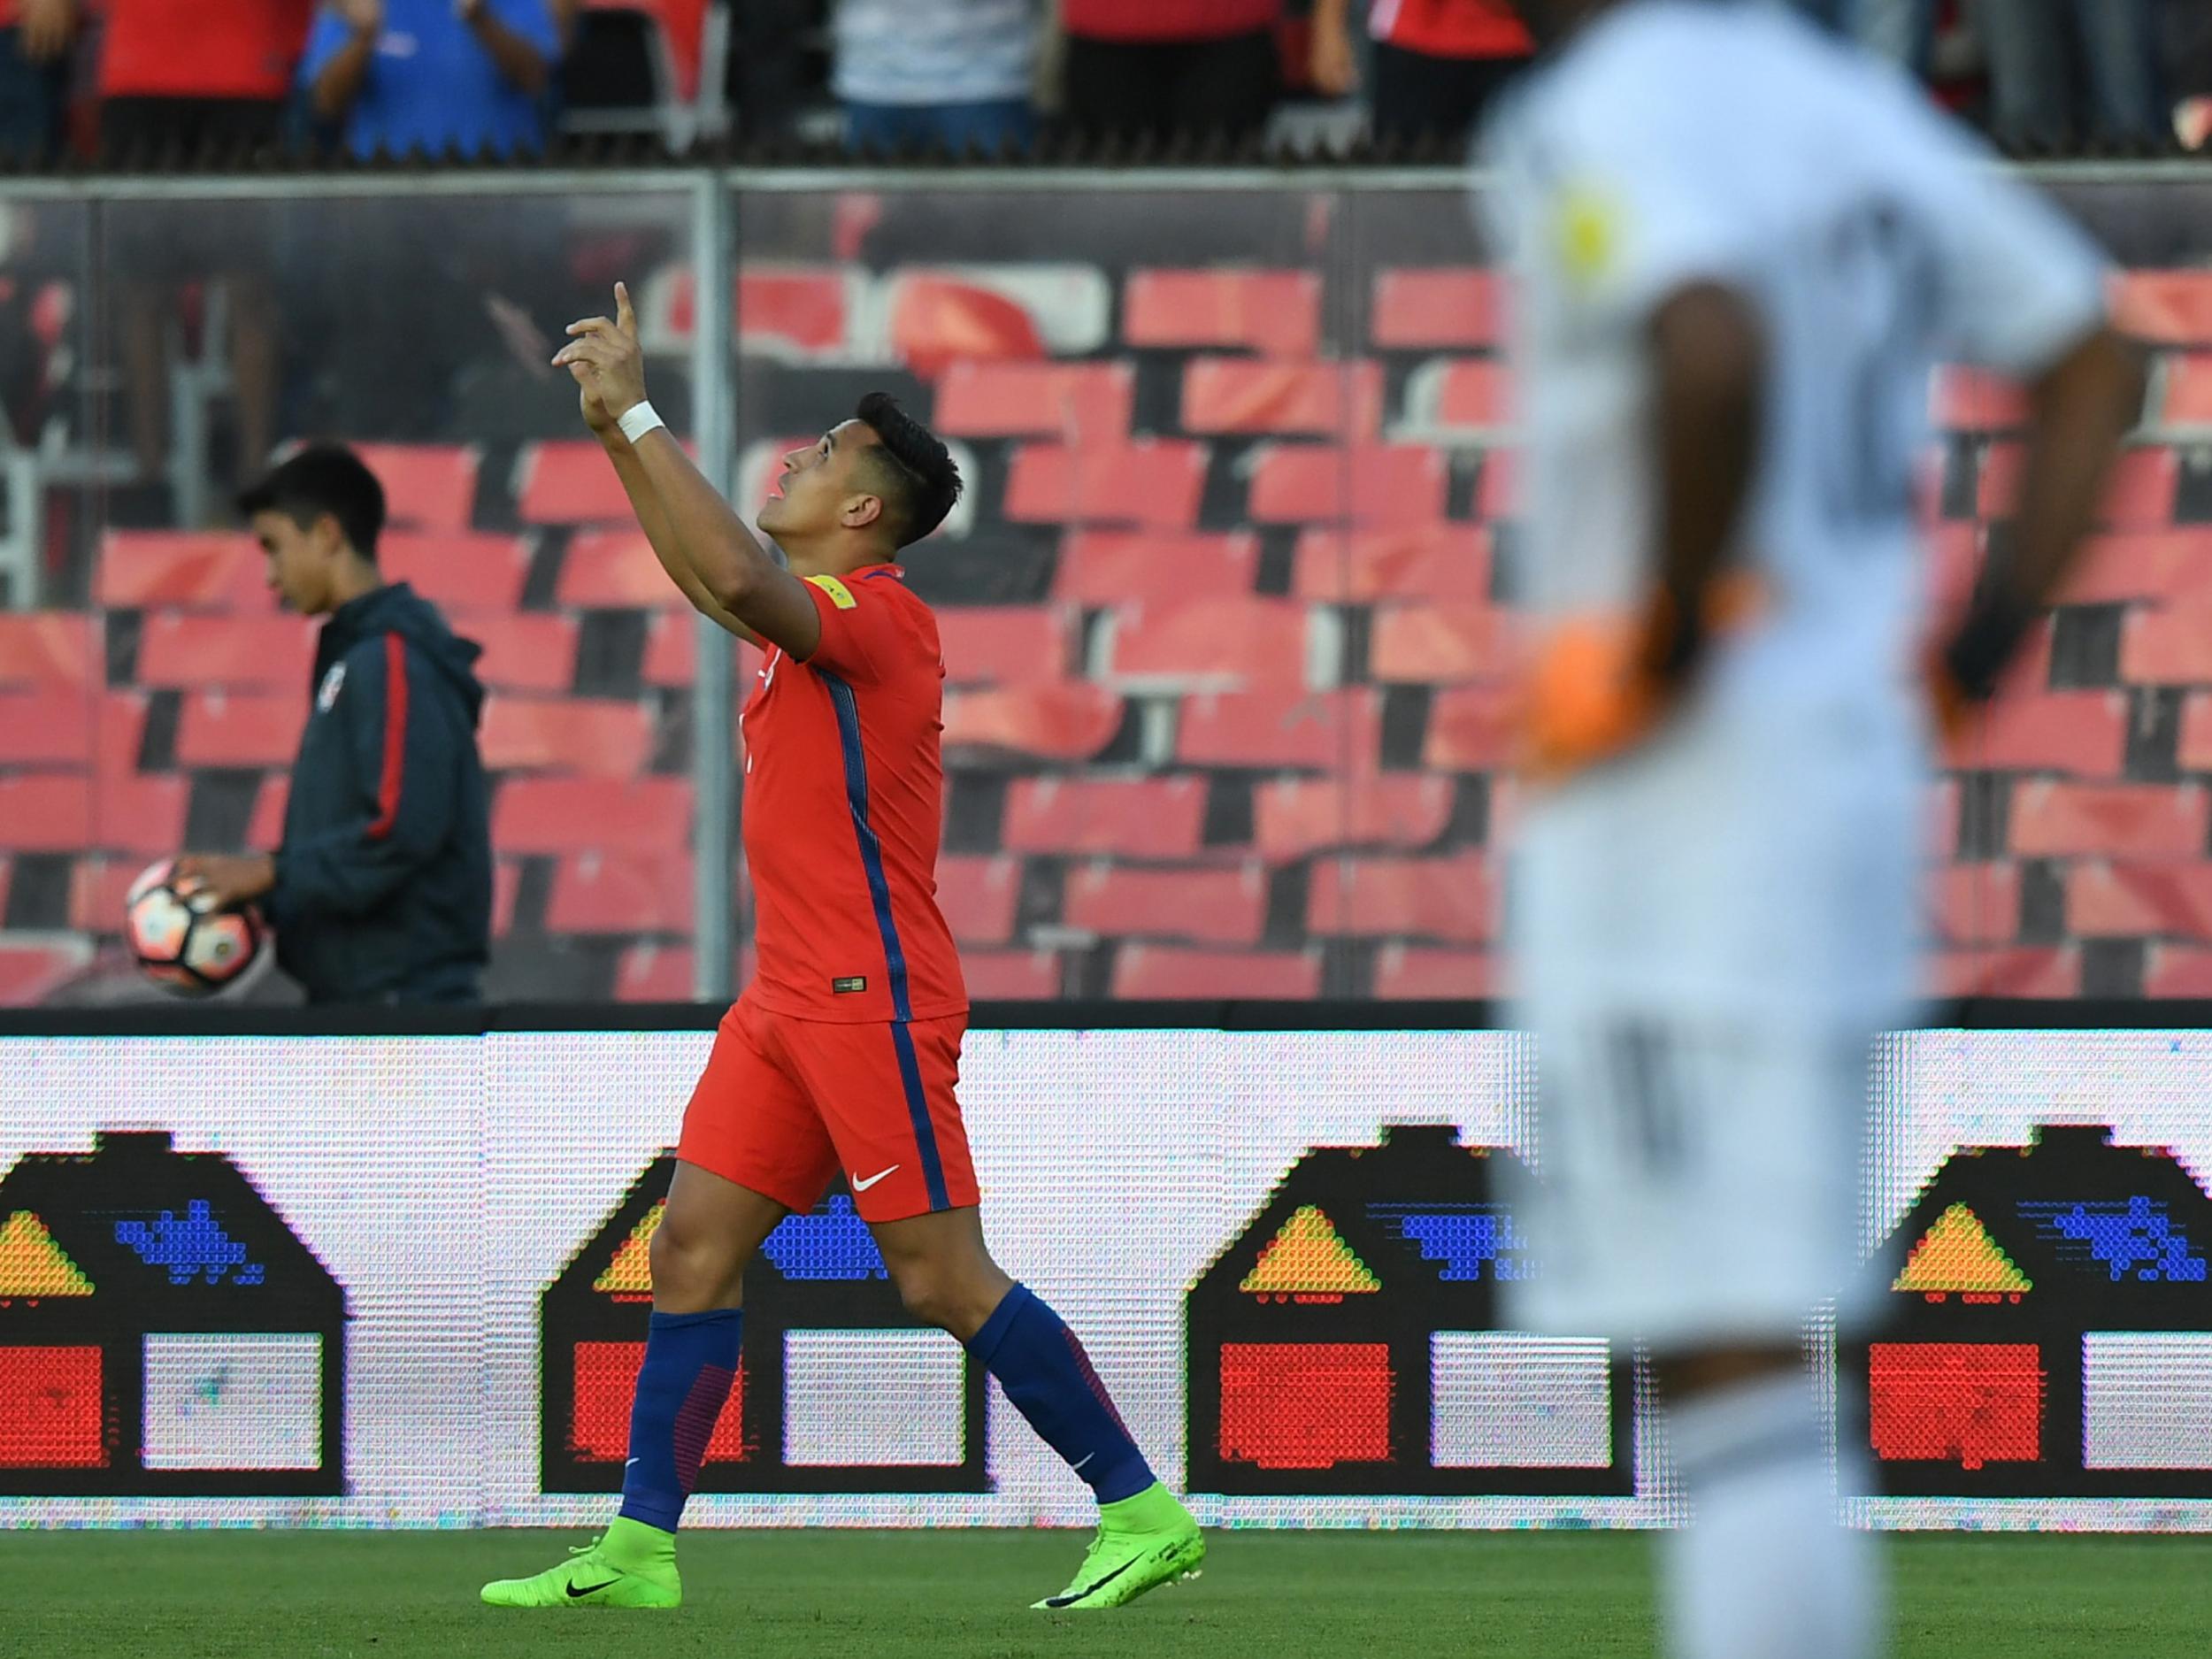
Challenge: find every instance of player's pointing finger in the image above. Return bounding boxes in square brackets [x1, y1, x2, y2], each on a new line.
[614, 281, 636, 336]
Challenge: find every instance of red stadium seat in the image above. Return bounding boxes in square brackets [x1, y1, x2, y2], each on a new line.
[943, 683, 1123, 763]
[934, 855, 1021, 946]
[1925, 863, 2023, 945]
[69, 856, 142, 933]
[2010, 781, 2210, 857]
[1125, 269, 1321, 357]
[2144, 944, 2212, 996]
[467, 615, 580, 695]
[2111, 271, 2212, 346]
[1102, 597, 1313, 687]
[1423, 684, 1517, 772]
[935, 606, 1073, 685]
[2160, 354, 2212, 428]
[177, 692, 301, 768]
[1370, 269, 1504, 350]
[96, 531, 265, 610]
[1399, 359, 1514, 438]
[549, 851, 695, 933]
[2177, 693, 2212, 770]
[1306, 851, 1491, 942]
[613, 943, 755, 1002]
[0, 776, 90, 849]
[94, 773, 189, 854]
[0, 614, 97, 691]
[353, 442, 480, 532]
[1110, 946, 1322, 999]
[1371, 603, 1514, 683]
[0, 856, 11, 918]
[515, 440, 633, 525]
[136, 614, 314, 691]
[2121, 601, 2212, 685]
[249, 774, 288, 848]
[561, 530, 687, 608]
[934, 362, 1134, 440]
[1003, 776, 1208, 859]
[1003, 441, 1209, 527]
[0, 939, 90, 1003]
[1254, 776, 1454, 861]
[642, 611, 695, 687]
[1373, 945, 1504, 1000]
[1928, 777, 1961, 861]
[1247, 444, 1448, 526]
[1477, 449, 1519, 522]
[2067, 861, 2212, 941]
[1979, 442, 2177, 528]
[2060, 531, 2212, 604]
[888, 277, 1044, 377]
[1930, 365, 2028, 432]
[0, 690, 96, 764]
[1947, 689, 2127, 777]
[1178, 687, 1382, 770]
[1063, 862, 1269, 945]
[1180, 359, 1383, 438]
[1054, 532, 1260, 606]
[1928, 947, 2080, 998]
[1291, 526, 1490, 602]
[493, 777, 693, 854]
[642, 265, 857, 357]
[961, 949, 1062, 998]
[380, 532, 532, 612]
[481, 697, 656, 776]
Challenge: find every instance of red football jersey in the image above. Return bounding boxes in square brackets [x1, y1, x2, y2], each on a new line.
[739, 564, 967, 1024]
[99, 0, 312, 99]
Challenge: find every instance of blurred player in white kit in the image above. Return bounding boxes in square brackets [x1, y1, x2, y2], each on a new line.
[1483, 3, 2144, 1655]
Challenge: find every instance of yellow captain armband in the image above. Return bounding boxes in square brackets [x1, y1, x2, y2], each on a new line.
[805, 574, 858, 610]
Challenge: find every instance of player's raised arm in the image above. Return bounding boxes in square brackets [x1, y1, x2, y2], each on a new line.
[556, 283, 820, 659]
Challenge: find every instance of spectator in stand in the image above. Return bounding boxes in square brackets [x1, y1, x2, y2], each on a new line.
[835, 0, 1039, 155]
[1976, 0, 2166, 150]
[302, 0, 561, 159]
[1310, 0, 1532, 150]
[0, 0, 76, 163]
[1777, 0, 1933, 69]
[1060, 0, 1283, 147]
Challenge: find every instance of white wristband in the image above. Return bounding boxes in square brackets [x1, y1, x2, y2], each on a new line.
[618, 401, 666, 445]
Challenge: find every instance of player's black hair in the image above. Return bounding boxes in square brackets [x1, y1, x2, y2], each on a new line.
[853, 392, 962, 549]
[236, 444, 388, 563]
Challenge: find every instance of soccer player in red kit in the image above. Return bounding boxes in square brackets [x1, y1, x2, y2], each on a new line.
[481, 285, 1204, 1612]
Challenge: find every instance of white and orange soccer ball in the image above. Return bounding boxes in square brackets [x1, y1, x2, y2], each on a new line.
[125, 860, 265, 997]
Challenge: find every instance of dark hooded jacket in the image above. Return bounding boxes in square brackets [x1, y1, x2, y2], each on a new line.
[268, 582, 490, 1003]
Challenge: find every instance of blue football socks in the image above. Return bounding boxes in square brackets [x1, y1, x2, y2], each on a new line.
[618, 1308, 743, 1532]
[967, 1283, 1155, 1503]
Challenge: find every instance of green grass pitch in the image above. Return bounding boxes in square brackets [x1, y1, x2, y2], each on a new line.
[2, 1528, 2205, 1657]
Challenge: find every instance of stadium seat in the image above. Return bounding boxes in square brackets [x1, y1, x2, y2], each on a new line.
[935, 606, 1073, 685]
[1477, 449, 1519, 522]
[1371, 945, 1504, 1000]
[1306, 851, 1492, 943]
[1253, 776, 1454, 861]
[249, 775, 288, 847]
[1947, 688, 2127, 778]
[879, 265, 1111, 370]
[481, 697, 656, 776]
[1370, 268, 1504, 349]
[2066, 861, 2212, 941]
[2120, 601, 2212, 685]
[1370, 603, 1514, 683]
[135, 614, 314, 691]
[68, 856, 142, 933]
[380, 532, 532, 613]
[1422, 685, 1517, 772]
[2159, 354, 2212, 429]
[0, 776, 90, 849]
[0, 689, 96, 764]
[561, 530, 687, 608]
[1063, 862, 1269, 945]
[2059, 530, 2212, 605]
[934, 855, 1021, 945]
[1003, 441, 1209, 527]
[1247, 443, 1448, 526]
[2111, 270, 2212, 345]
[960, 949, 1062, 998]
[1291, 526, 1490, 602]
[1929, 946, 2080, 998]
[515, 440, 634, 525]
[1110, 946, 1322, 999]
[1003, 775, 1208, 859]
[2009, 780, 2210, 857]
[1101, 597, 1317, 687]
[548, 851, 695, 934]
[1978, 442, 2177, 528]
[492, 777, 693, 853]
[2177, 693, 2212, 771]
[1925, 863, 2023, 945]
[96, 531, 265, 609]
[2143, 943, 2212, 996]
[95, 772, 190, 854]
[1177, 687, 1382, 771]
[942, 683, 1124, 763]
[1124, 269, 1321, 357]
[1928, 777, 1961, 861]
[1180, 359, 1383, 438]
[615, 942, 701, 1002]
[934, 361, 1134, 440]
[1397, 359, 1514, 440]
[468, 615, 581, 695]
[1930, 365, 2027, 432]
[1053, 532, 1261, 606]
[0, 614, 96, 690]
[353, 443, 480, 532]
[177, 692, 302, 769]
[638, 264, 860, 358]
[0, 938, 90, 1003]
[642, 610, 695, 687]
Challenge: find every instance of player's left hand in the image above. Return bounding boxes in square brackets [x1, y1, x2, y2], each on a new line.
[173, 853, 277, 912]
[553, 282, 649, 434]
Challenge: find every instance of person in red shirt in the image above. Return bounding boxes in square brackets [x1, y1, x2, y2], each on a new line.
[1311, 0, 1532, 149]
[477, 285, 1204, 1615]
[1059, 0, 1284, 145]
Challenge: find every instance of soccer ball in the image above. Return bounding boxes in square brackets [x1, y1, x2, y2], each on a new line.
[125, 860, 266, 997]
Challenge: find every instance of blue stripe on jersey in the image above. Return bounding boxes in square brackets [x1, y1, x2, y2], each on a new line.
[819, 668, 950, 1211]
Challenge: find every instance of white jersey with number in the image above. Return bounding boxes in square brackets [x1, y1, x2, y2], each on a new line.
[1479, 0, 2108, 1345]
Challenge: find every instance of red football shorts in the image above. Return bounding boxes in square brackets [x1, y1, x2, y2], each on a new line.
[676, 995, 979, 1223]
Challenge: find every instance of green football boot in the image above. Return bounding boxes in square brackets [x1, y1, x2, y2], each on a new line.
[1033, 1482, 1206, 1610]
[480, 1519, 681, 1609]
